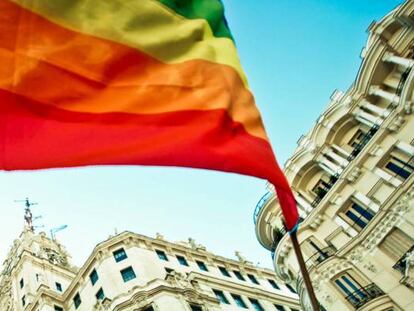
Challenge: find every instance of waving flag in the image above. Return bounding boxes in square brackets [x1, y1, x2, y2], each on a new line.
[0, 0, 299, 229]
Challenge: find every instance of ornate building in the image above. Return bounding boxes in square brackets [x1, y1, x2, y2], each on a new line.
[0, 221, 300, 311]
[254, 1, 414, 310]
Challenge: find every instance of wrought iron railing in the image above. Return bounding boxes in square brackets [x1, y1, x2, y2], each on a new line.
[347, 124, 379, 161]
[306, 245, 336, 267]
[345, 283, 384, 309]
[393, 245, 414, 275]
[311, 174, 339, 207]
[253, 191, 273, 224]
[396, 67, 411, 96]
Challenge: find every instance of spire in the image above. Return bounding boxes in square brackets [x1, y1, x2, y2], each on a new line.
[16, 197, 38, 232]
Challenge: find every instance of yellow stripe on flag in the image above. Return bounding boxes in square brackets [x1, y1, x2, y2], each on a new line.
[10, 0, 248, 86]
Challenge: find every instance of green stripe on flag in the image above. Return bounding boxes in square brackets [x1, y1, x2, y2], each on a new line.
[157, 0, 234, 41]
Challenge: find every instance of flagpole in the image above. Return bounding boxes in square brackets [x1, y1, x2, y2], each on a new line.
[289, 229, 320, 311]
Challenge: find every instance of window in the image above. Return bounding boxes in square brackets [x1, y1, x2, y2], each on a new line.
[55, 282, 63, 292]
[113, 248, 127, 262]
[156, 249, 168, 261]
[218, 266, 231, 277]
[190, 305, 203, 311]
[213, 289, 229, 304]
[96, 288, 105, 300]
[54, 306, 63, 311]
[312, 178, 331, 198]
[348, 129, 366, 148]
[165, 267, 174, 274]
[121, 266, 136, 282]
[90, 269, 99, 286]
[143, 307, 154, 311]
[233, 270, 245, 281]
[231, 294, 247, 308]
[73, 293, 82, 309]
[196, 260, 208, 272]
[334, 272, 365, 303]
[247, 274, 259, 284]
[20, 278, 24, 289]
[291, 309, 300, 311]
[274, 305, 285, 311]
[22, 295, 26, 307]
[268, 279, 280, 289]
[384, 151, 414, 180]
[249, 298, 264, 311]
[176, 255, 189, 266]
[285, 283, 297, 294]
[343, 202, 375, 230]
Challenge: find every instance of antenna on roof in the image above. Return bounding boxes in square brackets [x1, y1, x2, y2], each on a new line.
[15, 197, 38, 232]
[50, 225, 68, 240]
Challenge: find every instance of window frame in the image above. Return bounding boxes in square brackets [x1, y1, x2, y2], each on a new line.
[73, 293, 82, 309]
[156, 249, 169, 261]
[89, 268, 99, 286]
[213, 289, 230, 304]
[120, 266, 136, 282]
[113, 248, 128, 262]
[231, 294, 248, 308]
[176, 255, 189, 266]
[218, 266, 231, 277]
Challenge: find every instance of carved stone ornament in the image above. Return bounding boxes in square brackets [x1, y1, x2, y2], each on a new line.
[404, 100, 413, 114]
[387, 115, 405, 132]
[363, 262, 378, 273]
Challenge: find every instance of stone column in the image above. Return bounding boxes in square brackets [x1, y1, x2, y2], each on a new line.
[354, 110, 380, 127]
[383, 52, 414, 68]
[324, 148, 349, 168]
[295, 193, 312, 214]
[362, 100, 390, 118]
[369, 85, 400, 105]
[318, 156, 342, 176]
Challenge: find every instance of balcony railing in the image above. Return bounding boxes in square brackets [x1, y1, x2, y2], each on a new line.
[253, 191, 273, 224]
[311, 174, 339, 207]
[393, 245, 414, 275]
[306, 245, 336, 267]
[345, 283, 385, 309]
[347, 124, 379, 161]
[396, 67, 411, 96]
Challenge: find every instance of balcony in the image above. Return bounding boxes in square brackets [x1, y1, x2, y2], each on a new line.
[347, 124, 379, 161]
[345, 283, 385, 309]
[311, 174, 339, 207]
[253, 191, 273, 224]
[306, 245, 336, 268]
[393, 245, 414, 275]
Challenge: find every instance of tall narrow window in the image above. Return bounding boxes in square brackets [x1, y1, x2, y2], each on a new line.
[73, 293, 82, 309]
[156, 249, 168, 261]
[96, 288, 105, 300]
[218, 266, 231, 277]
[285, 283, 297, 294]
[249, 298, 264, 311]
[334, 272, 365, 304]
[196, 260, 208, 272]
[231, 294, 247, 308]
[90, 269, 99, 285]
[120, 266, 136, 282]
[384, 151, 414, 180]
[22, 295, 26, 307]
[55, 282, 63, 292]
[176, 255, 189, 266]
[233, 270, 245, 281]
[54, 306, 63, 311]
[247, 274, 259, 285]
[213, 289, 229, 304]
[268, 279, 280, 289]
[343, 202, 375, 230]
[113, 248, 127, 262]
[190, 305, 203, 311]
[20, 278, 24, 289]
[274, 305, 285, 311]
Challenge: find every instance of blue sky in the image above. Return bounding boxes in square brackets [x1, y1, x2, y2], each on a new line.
[0, 0, 403, 269]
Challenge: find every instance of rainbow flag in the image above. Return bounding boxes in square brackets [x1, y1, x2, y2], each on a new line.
[0, 0, 299, 229]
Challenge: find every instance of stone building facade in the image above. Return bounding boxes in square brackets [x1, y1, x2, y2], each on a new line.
[254, 1, 414, 310]
[0, 227, 300, 311]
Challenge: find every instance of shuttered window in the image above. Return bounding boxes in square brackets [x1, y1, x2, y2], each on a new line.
[379, 227, 413, 260]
